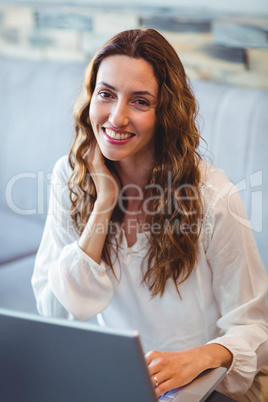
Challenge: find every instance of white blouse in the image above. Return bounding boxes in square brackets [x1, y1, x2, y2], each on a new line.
[32, 155, 268, 398]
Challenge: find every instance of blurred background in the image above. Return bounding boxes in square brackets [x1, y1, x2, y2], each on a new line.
[0, 0, 267, 88]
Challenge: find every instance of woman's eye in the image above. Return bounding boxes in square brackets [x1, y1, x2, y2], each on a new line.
[136, 99, 149, 106]
[133, 99, 150, 110]
[98, 91, 113, 99]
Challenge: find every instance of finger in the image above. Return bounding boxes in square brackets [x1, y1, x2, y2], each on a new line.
[83, 142, 105, 171]
[152, 374, 161, 389]
[147, 355, 167, 377]
[148, 364, 161, 377]
[145, 350, 161, 366]
[144, 350, 154, 365]
[155, 379, 177, 399]
[150, 371, 170, 388]
[83, 138, 97, 158]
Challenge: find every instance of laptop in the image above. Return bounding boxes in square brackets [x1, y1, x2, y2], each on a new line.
[0, 308, 226, 402]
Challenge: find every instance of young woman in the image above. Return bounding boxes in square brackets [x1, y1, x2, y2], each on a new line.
[32, 29, 268, 401]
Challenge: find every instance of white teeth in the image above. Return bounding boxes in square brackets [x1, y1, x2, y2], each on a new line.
[105, 128, 116, 138]
[105, 128, 132, 140]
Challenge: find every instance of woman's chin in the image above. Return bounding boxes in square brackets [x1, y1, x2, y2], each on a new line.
[100, 150, 123, 162]
[97, 144, 126, 162]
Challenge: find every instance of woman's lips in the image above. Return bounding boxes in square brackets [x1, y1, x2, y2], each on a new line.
[102, 127, 135, 145]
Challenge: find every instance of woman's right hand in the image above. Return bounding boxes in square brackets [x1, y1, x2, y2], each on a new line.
[78, 140, 120, 263]
[83, 139, 120, 212]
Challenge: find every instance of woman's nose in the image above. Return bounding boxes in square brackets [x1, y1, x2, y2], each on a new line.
[109, 100, 129, 128]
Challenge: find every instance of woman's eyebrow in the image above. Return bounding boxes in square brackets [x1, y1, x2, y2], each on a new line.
[97, 81, 156, 98]
[97, 81, 116, 91]
[132, 90, 156, 98]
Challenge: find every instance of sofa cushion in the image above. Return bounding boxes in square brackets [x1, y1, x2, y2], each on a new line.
[0, 208, 44, 265]
[0, 57, 84, 222]
[194, 81, 268, 272]
[0, 255, 37, 314]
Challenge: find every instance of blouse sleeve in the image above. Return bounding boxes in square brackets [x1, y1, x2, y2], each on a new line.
[202, 171, 268, 396]
[31, 156, 114, 321]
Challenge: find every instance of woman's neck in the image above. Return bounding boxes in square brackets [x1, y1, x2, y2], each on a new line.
[114, 158, 153, 195]
[113, 156, 154, 246]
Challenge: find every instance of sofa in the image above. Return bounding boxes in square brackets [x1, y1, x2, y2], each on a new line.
[0, 57, 267, 315]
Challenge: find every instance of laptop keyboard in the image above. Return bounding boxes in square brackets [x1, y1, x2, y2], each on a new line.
[159, 387, 181, 401]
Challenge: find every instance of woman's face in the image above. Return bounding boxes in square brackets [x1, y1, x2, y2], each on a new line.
[89, 55, 159, 164]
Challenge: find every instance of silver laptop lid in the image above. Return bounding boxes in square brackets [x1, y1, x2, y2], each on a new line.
[0, 308, 157, 402]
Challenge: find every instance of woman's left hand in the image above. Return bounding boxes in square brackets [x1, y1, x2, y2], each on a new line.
[145, 344, 232, 398]
[145, 348, 206, 398]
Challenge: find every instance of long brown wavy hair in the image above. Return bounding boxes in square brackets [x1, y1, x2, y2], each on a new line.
[68, 28, 202, 297]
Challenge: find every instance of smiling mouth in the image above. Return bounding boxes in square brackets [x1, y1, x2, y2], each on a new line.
[103, 128, 135, 140]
